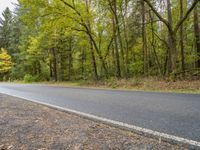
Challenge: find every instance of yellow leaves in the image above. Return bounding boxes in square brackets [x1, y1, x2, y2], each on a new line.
[0, 48, 13, 73]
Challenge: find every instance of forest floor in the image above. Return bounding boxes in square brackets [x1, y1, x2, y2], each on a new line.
[0, 94, 188, 150]
[37, 78, 200, 94]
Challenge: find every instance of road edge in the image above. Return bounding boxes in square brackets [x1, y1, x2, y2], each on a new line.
[1, 92, 200, 149]
[3, 82, 200, 95]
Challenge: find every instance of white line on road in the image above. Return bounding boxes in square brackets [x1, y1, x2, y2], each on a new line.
[0, 91, 200, 149]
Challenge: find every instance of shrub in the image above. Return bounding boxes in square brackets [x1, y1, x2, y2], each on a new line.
[23, 74, 39, 83]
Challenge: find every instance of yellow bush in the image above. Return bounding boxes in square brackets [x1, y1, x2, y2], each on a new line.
[0, 48, 13, 74]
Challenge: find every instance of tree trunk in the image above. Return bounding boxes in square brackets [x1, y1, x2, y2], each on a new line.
[112, 17, 121, 78]
[180, 0, 185, 72]
[85, 0, 99, 80]
[50, 59, 53, 80]
[167, 0, 177, 74]
[194, 5, 200, 68]
[81, 47, 85, 79]
[141, 0, 148, 75]
[90, 40, 98, 80]
[121, 2, 129, 76]
[52, 47, 58, 81]
[68, 38, 73, 80]
[113, 0, 125, 77]
[111, 43, 116, 75]
[171, 33, 177, 73]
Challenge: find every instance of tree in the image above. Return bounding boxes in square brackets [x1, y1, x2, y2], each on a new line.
[180, 0, 185, 72]
[0, 8, 13, 53]
[0, 48, 12, 80]
[144, 0, 199, 75]
[141, 0, 148, 75]
[0, 0, 199, 81]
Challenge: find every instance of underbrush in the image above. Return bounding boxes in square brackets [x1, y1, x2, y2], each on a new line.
[42, 77, 200, 93]
[23, 74, 48, 83]
[78, 78, 200, 93]
[10, 77, 200, 94]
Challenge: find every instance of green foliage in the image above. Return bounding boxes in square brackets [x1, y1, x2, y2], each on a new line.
[0, 0, 199, 81]
[129, 61, 144, 76]
[23, 74, 39, 83]
[0, 8, 13, 52]
[0, 48, 12, 73]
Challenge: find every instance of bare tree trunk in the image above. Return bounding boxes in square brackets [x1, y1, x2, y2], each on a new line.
[194, 5, 200, 68]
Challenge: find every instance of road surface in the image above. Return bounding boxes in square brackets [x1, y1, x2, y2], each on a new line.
[0, 83, 199, 142]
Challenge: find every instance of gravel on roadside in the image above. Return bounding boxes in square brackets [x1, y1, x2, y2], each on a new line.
[0, 94, 188, 150]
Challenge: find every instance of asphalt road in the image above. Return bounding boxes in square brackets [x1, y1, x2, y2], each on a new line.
[0, 83, 200, 142]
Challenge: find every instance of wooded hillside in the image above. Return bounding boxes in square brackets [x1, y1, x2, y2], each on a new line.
[0, 0, 199, 82]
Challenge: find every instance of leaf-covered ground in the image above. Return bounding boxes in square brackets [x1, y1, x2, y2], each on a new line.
[0, 94, 188, 150]
[35, 78, 200, 94]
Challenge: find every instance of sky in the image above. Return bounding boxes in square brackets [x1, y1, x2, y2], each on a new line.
[0, 0, 18, 18]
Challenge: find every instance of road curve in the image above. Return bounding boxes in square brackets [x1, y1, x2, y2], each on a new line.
[0, 83, 200, 142]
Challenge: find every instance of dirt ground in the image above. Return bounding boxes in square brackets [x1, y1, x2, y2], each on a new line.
[0, 94, 188, 150]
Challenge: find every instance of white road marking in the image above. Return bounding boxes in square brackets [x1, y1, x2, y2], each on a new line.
[0, 91, 200, 148]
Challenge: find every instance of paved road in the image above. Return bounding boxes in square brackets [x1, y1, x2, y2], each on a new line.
[0, 83, 200, 142]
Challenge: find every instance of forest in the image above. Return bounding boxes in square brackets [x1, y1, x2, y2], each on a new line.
[0, 0, 199, 82]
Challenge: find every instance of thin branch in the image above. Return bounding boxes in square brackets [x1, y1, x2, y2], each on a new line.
[174, 0, 199, 33]
[153, 30, 169, 49]
[143, 0, 172, 32]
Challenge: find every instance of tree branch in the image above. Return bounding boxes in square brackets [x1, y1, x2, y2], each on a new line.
[143, 0, 172, 32]
[174, 0, 199, 33]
